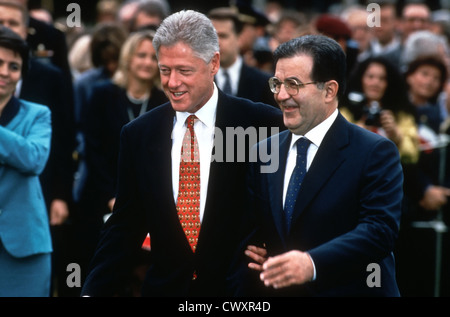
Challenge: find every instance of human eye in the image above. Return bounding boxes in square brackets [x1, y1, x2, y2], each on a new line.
[9, 62, 21, 72]
[179, 68, 193, 75]
[286, 78, 301, 89]
[159, 67, 170, 76]
[271, 77, 282, 87]
[136, 52, 147, 59]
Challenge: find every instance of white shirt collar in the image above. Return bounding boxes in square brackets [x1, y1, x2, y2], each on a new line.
[222, 55, 242, 77]
[218, 56, 242, 94]
[175, 83, 218, 129]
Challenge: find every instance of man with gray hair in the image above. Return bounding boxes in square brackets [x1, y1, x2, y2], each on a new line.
[81, 10, 283, 297]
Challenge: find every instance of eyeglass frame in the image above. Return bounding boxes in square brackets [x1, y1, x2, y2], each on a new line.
[268, 76, 320, 96]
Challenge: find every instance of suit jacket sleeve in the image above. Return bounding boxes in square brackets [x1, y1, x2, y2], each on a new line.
[0, 104, 51, 175]
[307, 136, 403, 286]
[81, 123, 148, 296]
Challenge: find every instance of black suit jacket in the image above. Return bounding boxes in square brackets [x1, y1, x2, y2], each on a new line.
[239, 113, 403, 296]
[81, 91, 284, 296]
[216, 63, 277, 107]
[20, 58, 76, 206]
[79, 81, 168, 220]
[27, 17, 72, 80]
[237, 63, 277, 107]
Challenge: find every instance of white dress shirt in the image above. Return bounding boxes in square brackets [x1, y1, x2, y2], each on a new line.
[282, 109, 339, 208]
[281, 109, 338, 280]
[171, 84, 218, 222]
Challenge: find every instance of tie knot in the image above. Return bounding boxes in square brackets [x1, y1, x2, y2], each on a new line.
[186, 115, 198, 129]
[296, 137, 310, 156]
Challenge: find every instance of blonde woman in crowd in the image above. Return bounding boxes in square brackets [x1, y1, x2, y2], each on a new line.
[73, 30, 167, 295]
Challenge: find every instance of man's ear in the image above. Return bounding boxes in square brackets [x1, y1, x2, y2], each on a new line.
[210, 52, 220, 76]
[324, 80, 338, 102]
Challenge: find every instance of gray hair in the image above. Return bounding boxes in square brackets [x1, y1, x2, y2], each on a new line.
[401, 30, 449, 71]
[153, 10, 219, 63]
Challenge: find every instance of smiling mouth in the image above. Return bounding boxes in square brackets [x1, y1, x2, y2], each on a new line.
[282, 104, 298, 110]
[172, 91, 186, 98]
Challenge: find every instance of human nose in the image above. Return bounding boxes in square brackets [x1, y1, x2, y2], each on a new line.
[144, 55, 155, 66]
[0, 63, 9, 77]
[276, 82, 291, 101]
[166, 71, 180, 88]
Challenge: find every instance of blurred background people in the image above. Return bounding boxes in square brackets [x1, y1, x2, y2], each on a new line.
[72, 22, 127, 202]
[208, 6, 277, 107]
[342, 56, 419, 166]
[314, 13, 359, 77]
[74, 30, 167, 295]
[341, 5, 373, 62]
[233, 0, 271, 68]
[399, 2, 432, 44]
[367, 1, 403, 66]
[128, 0, 170, 32]
[399, 54, 450, 296]
[14, 0, 73, 84]
[406, 55, 448, 151]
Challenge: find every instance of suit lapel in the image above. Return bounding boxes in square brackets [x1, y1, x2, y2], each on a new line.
[145, 104, 196, 252]
[266, 130, 291, 242]
[290, 113, 350, 227]
[142, 104, 176, 206]
[196, 94, 228, 253]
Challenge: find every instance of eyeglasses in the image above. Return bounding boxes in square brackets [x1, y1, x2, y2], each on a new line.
[268, 77, 318, 96]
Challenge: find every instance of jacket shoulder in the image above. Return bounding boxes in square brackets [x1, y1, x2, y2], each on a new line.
[123, 101, 172, 132]
[19, 99, 51, 116]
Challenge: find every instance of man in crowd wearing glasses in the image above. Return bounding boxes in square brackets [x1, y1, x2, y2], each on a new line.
[236, 34, 403, 296]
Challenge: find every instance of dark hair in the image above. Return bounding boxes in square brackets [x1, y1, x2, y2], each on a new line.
[347, 56, 415, 116]
[129, 0, 170, 32]
[273, 34, 347, 99]
[90, 22, 127, 69]
[0, 26, 29, 77]
[405, 55, 448, 104]
[208, 7, 244, 35]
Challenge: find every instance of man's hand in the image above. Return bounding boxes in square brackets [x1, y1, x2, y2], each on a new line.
[420, 185, 450, 211]
[259, 250, 314, 289]
[245, 245, 268, 272]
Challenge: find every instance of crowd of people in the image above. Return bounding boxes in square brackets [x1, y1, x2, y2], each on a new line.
[1, 0, 450, 297]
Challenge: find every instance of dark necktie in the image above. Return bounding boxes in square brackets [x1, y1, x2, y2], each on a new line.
[176, 115, 201, 253]
[284, 137, 311, 233]
[222, 70, 232, 94]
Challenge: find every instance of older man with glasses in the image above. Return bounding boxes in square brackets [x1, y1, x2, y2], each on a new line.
[234, 34, 404, 297]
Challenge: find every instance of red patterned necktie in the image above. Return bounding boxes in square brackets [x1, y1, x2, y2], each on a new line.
[176, 115, 201, 253]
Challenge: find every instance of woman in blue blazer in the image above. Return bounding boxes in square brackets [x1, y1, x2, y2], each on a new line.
[0, 26, 52, 296]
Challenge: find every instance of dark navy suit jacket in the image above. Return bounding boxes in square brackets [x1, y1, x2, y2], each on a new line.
[237, 63, 277, 108]
[81, 91, 284, 296]
[241, 112, 403, 296]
